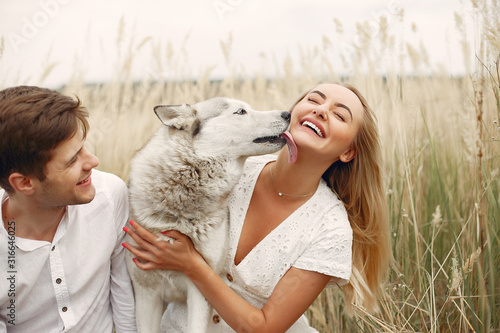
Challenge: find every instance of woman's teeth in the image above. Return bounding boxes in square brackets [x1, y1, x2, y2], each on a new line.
[302, 121, 324, 138]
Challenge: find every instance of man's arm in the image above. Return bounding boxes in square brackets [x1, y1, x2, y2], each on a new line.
[110, 236, 137, 333]
[108, 174, 137, 333]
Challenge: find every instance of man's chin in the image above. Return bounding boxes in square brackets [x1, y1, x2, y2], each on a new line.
[75, 185, 96, 205]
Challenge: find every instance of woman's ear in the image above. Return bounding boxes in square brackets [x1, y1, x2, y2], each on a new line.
[340, 146, 356, 163]
[8, 173, 36, 195]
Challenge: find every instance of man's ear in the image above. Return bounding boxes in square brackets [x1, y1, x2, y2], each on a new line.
[340, 146, 356, 163]
[8, 173, 36, 195]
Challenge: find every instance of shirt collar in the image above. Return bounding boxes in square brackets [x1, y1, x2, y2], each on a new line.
[0, 190, 69, 252]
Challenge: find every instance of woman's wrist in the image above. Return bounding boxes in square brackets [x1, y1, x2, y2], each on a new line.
[184, 252, 213, 281]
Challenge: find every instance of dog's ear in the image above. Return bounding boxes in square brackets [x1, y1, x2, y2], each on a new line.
[154, 104, 196, 130]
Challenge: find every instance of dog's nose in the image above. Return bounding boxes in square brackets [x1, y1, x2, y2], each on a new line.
[281, 111, 291, 122]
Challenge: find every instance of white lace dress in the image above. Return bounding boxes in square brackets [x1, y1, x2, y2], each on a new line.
[161, 154, 353, 332]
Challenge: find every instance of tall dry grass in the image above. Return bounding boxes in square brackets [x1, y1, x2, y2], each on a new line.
[1, 0, 499, 332]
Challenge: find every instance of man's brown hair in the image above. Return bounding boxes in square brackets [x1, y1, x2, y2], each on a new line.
[0, 86, 89, 193]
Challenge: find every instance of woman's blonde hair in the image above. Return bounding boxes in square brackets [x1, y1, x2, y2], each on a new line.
[291, 83, 391, 314]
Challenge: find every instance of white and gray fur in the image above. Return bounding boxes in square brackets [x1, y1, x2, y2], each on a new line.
[126, 97, 290, 333]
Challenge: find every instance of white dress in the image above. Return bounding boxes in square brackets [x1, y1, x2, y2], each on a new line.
[161, 154, 353, 332]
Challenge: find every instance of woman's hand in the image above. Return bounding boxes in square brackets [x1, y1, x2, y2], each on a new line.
[123, 222, 331, 333]
[122, 221, 204, 274]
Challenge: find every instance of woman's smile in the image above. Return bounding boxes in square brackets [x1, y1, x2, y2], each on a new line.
[299, 118, 325, 138]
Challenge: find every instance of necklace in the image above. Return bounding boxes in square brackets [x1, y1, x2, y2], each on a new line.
[269, 164, 315, 198]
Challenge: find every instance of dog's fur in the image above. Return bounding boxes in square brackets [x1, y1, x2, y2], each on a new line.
[126, 98, 290, 333]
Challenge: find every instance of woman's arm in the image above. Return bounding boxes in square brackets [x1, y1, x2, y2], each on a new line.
[123, 221, 331, 333]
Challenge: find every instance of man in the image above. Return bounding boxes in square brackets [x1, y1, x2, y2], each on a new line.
[0, 86, 137, 332]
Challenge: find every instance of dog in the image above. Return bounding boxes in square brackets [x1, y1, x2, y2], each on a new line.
[126, 97, 290, 333]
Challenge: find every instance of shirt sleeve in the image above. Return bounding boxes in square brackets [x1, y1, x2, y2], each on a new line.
[292, 204, 353, 287]
[106, 174, 138, 333]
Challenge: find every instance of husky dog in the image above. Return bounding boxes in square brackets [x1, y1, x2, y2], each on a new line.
[126, 98, 290, 333]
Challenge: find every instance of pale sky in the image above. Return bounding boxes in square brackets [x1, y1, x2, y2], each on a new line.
[0, 0, 475, 88]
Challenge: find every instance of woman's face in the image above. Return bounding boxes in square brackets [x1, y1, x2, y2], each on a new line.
[289, 83, 364, 165]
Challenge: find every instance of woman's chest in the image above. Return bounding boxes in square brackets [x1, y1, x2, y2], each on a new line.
[228, 200, 318, 298]
[233, 177, 307, 266]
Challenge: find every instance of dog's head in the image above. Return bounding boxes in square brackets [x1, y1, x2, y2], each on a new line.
[154, 98, 290, 159]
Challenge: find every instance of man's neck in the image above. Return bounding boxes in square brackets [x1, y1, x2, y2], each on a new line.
[2, 195, 66, 242]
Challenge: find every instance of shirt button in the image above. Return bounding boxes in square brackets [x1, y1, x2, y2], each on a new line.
[226, 273, 233, 282]
[51, 245, 56, 251]
[212, 314, 220, 324]
[56, 278, 62, 284]
[62, 307, 68, 312]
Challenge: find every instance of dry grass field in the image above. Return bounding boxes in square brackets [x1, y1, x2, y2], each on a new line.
[2, 1, 499, 332]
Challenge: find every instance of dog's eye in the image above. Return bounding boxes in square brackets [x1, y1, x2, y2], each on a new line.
[234, 108, 247, 115]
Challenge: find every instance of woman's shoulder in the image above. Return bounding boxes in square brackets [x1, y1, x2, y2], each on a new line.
[292, 181, 353, 286]
[238, 154, 277, 182]
[309, 180, 351, 231]
[315, 179, 348, 213]
[244, 154, 277, 169]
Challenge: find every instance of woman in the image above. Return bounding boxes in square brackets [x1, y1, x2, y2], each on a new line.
[123, 83, 391, 332]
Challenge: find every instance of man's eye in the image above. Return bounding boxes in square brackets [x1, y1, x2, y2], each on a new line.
[234, 108, 247, 115]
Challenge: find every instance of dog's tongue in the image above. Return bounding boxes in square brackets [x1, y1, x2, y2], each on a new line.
[280, 131, 297, 164]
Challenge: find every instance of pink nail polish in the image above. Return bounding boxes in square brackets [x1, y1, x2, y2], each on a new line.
[130, 221, 135, 226]
[161, 230, 168, 235]
[123, 226, 129, 232]
[121, 243, 127, 248]
[132, 258, 136, 263]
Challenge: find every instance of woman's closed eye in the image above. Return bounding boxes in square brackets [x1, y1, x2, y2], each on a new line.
[333, 111, 346, 122]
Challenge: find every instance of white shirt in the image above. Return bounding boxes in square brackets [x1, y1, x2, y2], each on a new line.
[0, 170, 137, 333]
[162, 154, 353, 332]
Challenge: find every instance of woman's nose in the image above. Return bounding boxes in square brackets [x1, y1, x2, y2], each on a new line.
[313, 107, 327, 120]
